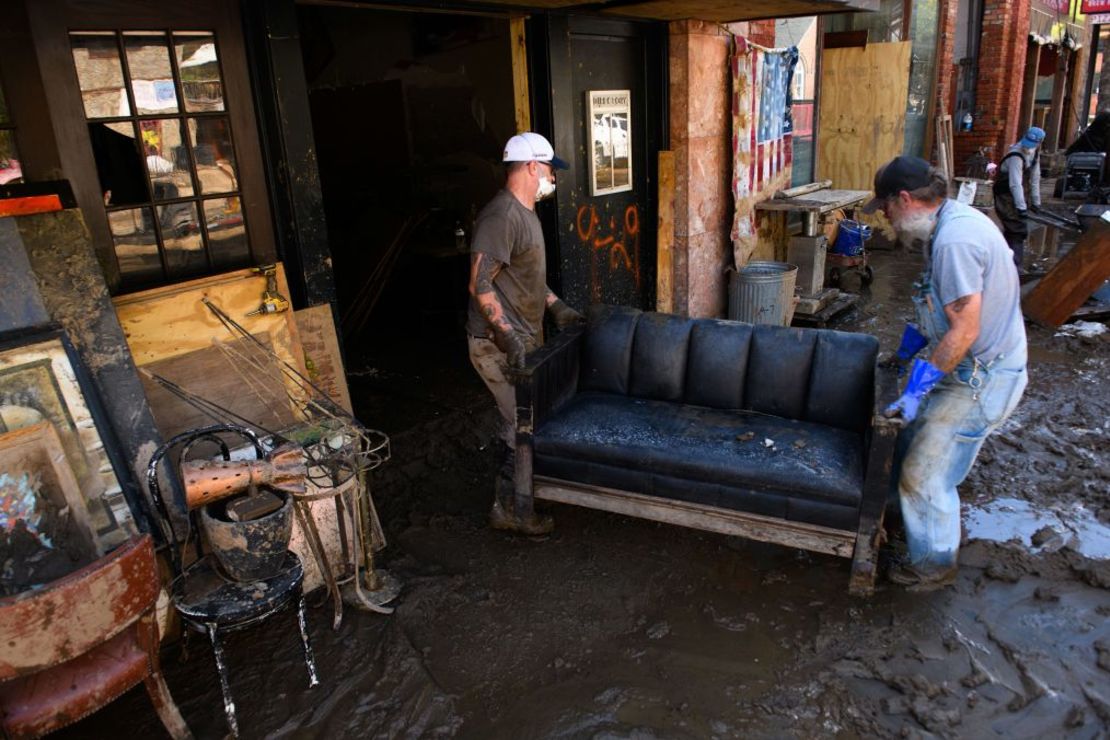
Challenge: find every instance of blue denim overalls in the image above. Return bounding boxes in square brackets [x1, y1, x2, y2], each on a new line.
[896, 202, 1029, 571]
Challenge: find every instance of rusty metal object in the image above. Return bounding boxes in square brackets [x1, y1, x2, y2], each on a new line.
[0, 535, 191, 738]
[182, 442, 306, 510]
[201, 492, 294, 582]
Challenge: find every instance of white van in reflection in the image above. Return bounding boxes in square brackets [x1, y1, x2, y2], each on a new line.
[592, 113, 629, 159]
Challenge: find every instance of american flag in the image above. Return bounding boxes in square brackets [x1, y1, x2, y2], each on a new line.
[731, 37, 798, 253]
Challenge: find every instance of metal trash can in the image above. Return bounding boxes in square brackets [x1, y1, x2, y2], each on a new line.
[728, 260, 798, 326]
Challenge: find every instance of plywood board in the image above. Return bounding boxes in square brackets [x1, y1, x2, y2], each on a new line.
[510, 17, 530, 132]
[1023, 219, 1110, 327]
[656, 150, 675, 314]
[294, 305, 353, 414]
[817, 41, 912, 191]
[139, 333, 298, 440]
[113, 264, 307, 423]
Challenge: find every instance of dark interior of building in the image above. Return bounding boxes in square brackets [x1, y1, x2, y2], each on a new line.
[297, 6, 519, 432]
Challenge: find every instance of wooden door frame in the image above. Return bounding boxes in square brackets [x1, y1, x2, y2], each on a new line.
[24, 0, 277, 293]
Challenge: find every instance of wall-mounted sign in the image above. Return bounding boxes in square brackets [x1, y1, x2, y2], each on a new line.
[1082, 0, 1110, 14]
[587, 90, 632, 196]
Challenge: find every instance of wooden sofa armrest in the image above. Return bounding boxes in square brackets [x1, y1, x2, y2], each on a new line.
[849, 366, 904, 595]
[512, 324, 585, 434]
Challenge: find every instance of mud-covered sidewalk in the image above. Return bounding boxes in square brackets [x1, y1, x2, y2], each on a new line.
[62, 247, 1110, 739]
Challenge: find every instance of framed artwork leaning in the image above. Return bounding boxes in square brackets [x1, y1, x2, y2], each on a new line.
[0, 327, 140, 553]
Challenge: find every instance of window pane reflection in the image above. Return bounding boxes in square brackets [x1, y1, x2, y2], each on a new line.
[189, 117, 237, 194]
[89, 121, 149, 206]
[174, 34, 225, 112]
[108, 208, 161, 285]
[203, 197, 249, 269]
[124, 34, 178, 115]
[70, 34, 130, 118]
[160, 202, 206, 277]
[141, 119, 193, 199]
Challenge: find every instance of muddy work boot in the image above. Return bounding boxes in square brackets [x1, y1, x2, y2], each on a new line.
[488, 446, 553, 536]
[887, 561, 958, 592]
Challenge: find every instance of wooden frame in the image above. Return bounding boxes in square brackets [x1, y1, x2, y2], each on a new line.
[24, 0, 277, 293]
[512, 322, 900, 595]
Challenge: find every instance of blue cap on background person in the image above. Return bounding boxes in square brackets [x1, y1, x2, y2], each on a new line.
[1020, 127, 1046, 149]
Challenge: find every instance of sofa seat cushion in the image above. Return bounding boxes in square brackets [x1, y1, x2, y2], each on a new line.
[534, 392, 865, 510]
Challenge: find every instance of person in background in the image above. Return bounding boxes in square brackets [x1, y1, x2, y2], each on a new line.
[864, 156, 1028, 591]
[992, 126, 1045, 271]
[466, 132, 583, 535]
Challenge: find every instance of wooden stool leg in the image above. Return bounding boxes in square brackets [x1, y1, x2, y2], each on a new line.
[296, 590, 320, 688]
[208, 625, 239, 738]
[143, 671, 192, 740]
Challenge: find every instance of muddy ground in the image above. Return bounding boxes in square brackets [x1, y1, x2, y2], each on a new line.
[63, 234, 1109, 738]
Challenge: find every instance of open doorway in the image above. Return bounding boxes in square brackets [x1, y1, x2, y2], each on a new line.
[296, 4, 518, 432]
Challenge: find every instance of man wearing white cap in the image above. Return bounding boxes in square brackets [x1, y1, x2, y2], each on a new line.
[466, 131, 581, 534]
[992, 126, 1045, 270]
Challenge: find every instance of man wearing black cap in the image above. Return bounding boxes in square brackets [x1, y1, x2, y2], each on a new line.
[864, 156, 1028, 590]
[466, 132, 582, 535]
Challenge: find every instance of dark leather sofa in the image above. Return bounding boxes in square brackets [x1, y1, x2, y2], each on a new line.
[512, 305, 900, 594]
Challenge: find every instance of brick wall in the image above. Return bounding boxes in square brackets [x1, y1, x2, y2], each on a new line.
[951, 0, 1030, 171]
[932, 0, 960, 156]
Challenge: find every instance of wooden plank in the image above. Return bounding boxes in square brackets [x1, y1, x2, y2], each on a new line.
[656, 150, 675, 314]
[1023, 219, 1110, 327]
[817, 41, 912, 191]
[754, 188, 870, 213]
[510, 16, 530, 132]
[774, 179, 833, 199]
[113, 264, 307, 419]
[294, 305, 353, 414]
[534, 476, 856, 558]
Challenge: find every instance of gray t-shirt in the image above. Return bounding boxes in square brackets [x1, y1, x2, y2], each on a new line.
[931, 199, 1027, 365]
[465, 189, 547, 344]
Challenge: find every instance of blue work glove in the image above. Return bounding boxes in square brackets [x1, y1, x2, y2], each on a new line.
[895, 324, 928, 361]
[879, 324, 929, 374]
[883, 359, 945, 422]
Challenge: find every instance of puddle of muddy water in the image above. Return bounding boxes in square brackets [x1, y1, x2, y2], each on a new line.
[965, 497, 1110, 561]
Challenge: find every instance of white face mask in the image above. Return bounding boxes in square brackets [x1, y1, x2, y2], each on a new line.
[536, 175, 556, 201]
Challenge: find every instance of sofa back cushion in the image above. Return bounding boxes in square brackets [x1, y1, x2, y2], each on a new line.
[629, 313, 693, 402]
[581, 305, 878, 434]
[580, 305, 640, 394]
[685, 320, 752, 409]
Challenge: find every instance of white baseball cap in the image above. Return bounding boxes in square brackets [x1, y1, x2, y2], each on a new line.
[502, 132, 569, 169]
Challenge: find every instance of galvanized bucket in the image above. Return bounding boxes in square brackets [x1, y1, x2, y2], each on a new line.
[728, 261, 798, 326]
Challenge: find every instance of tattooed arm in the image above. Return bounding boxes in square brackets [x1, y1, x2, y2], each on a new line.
[470, 252, 513, 335]
[929, 293, 981, 373]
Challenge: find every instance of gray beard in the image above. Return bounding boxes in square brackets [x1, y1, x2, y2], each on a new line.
[893, 211, 937, 253]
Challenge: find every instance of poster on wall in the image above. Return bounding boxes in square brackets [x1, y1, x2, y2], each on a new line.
[588, 90, 632, 196]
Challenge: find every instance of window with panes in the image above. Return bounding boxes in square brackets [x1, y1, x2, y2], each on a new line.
[69, 31, 252, 291]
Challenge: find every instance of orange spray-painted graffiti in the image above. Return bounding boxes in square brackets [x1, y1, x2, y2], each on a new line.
[575, 203, 641, 302]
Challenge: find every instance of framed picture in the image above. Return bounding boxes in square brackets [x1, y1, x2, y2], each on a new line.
[0, 328, 138, 553]
[588, 90, 633, 196]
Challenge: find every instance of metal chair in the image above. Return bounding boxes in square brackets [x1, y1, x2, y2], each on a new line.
[146, 424, 318, 738]
[0, 535, 190, 739]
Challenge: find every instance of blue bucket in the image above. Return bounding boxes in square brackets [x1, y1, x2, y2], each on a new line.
[834, 220, 871, 256]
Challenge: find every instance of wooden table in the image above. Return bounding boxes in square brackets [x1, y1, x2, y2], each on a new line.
[755, 188, 872, 236]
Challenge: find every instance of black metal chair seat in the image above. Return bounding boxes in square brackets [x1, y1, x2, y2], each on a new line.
[146, 425, 319, 738]
[173, 552, 304, 629]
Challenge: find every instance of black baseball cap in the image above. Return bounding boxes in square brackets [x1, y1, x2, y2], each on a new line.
[861, 156, 933, 213]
